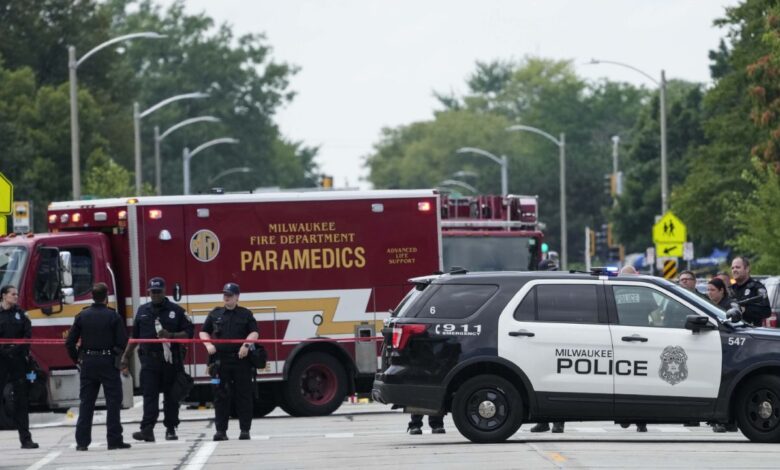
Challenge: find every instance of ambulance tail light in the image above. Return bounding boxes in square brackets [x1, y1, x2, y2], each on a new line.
[118, 210, 127, 221]
[418, 201, 432, 212]
[72, 213, 81, 223]
[48, 214, 57, 224]
[148, 209, 162, 220]
[391, 324, 427, 350]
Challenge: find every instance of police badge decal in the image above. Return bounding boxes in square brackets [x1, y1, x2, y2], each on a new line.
[658, 346, 688, 385]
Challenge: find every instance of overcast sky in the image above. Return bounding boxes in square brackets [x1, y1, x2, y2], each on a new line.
[162, 0, 741, 189]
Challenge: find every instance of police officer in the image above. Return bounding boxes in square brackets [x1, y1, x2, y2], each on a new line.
[730, 256, 771, 326]
[65, 283, 131, 451]
[0, 285, 38, 449]
[122, 277, 193, 442]
[199, 282, 258, 441]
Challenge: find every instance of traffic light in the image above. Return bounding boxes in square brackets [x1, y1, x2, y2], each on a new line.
[608, 244, 625, 262]
[541, 242, 549, 254]
[321, 175, 333, 188]
[603, 173, 612, 196]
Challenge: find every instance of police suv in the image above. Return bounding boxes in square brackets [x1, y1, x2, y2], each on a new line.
[372, 269, 780, 443]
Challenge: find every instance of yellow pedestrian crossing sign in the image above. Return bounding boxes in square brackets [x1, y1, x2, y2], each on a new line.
[653, 212, 687, 258]
[653, 211, 687, 244]
[0, 172, 12, 214]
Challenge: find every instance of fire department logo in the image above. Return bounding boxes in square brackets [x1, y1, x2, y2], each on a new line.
[658, 345, 688, 385]
[190, 229, 220, 262]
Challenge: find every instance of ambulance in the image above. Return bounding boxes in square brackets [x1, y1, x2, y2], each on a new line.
[0, 190, 441, 423]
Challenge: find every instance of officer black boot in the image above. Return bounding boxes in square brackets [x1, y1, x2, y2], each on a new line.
[431, 426, 446, 434]
[213, 431, 228, 441]
[407, 425, 422, 435]
[551, 422, 564, 433]
[530, 422, 550, 432]
[20, 439, 39, 449]
[239, 431, 251, 440]
[132, 428, 155, 442]
[636, 423, 647, 432]
[165, 428, 178, 441]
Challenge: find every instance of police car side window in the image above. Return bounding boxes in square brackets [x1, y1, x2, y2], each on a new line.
[513, 288, 536, 321]
[536, 284, 599, 323]
[613, 286, 693, 329]
[416, 284, 498, 319]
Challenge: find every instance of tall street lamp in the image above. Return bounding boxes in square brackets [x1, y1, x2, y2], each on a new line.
[506, 125, 567, 270]
[154, 116, 221, 195]
[589, 59, 668, 213]
[437, 179, 480, 194]
[69, 32, 166, 200]
[455, 147, 508, 196]
[134, 92, 210, 195]
[208, 166, 252, 187]
[183, 138, 240, 195]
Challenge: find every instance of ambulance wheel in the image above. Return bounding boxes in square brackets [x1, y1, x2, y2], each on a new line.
[253, 384, 277, 417]
[452, 375, 523, 443]
[736, 375, 780, 442]
[283, 352, 347, 416]
[0, 382, 16, 430]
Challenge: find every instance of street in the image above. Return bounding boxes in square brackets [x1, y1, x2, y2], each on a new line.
[3, 400, 780, 469]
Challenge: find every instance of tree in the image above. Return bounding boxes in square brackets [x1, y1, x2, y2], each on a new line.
[731, 162, 780, 272]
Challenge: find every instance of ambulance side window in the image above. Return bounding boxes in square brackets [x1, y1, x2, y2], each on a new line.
[535, 284, 599, 323]
[34, 249, 60, 303]
[69, 247, 93, 296]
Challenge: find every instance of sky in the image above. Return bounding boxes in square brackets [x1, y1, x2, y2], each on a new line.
[161, 0, 741, 189]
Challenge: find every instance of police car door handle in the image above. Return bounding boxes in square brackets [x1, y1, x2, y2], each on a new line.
[509, 330, 535, 337]
[621, 335, 648, 342]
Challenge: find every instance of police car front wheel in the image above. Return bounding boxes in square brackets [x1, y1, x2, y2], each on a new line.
[451, 374, 523, 443]
[736, 375, 780, 443]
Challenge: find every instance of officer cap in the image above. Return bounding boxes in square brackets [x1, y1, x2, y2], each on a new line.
[538, 259, 559, 271]
[222, 282, 240, 296]
[148, 277, 166, 291]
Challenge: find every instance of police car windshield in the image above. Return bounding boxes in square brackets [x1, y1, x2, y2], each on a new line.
[660, 279, 728, 322]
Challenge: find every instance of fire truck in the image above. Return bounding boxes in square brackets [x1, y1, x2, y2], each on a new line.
[440, 194, 544, 272]
[0, 190, 441, 423]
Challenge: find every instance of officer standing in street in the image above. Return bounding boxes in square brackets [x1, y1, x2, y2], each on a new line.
[0, 285, 38, 449]
[730, 256, 771, 327]
[199, 282, 259, 441]
[65, 282, 131, 451]
[122, 277, 194, 442]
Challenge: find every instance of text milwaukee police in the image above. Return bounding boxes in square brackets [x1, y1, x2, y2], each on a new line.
[241, 221, 366, 272]
[556, 348, 648, 376]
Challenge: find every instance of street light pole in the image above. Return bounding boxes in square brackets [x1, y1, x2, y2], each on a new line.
[208, 167, 252, 187]
[455, 147, 509, 196]
[68, 32, 166, 200]
[183, 138, 240, 195]
[134, 92, 210, 195]
[588, 59, 668, 213]
[505, 125, 567, 270]
[154, 116, 221, 195]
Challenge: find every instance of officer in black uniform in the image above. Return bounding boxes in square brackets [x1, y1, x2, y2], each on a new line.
[122, 277, 194, 442]
[199, 282, 258, 441]
[730, 256, 771, 327]
[65, 282, 131, 451]
[0, 285, 38, 449]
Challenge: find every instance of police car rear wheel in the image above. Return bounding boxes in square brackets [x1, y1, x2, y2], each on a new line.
[452, 375, 523, 443]
[736, 375, 780, 443]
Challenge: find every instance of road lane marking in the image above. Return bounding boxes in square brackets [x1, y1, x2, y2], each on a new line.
[183, 441, 218, 470]
[27, 450, 61, 470]
[325, 433, 354, 438]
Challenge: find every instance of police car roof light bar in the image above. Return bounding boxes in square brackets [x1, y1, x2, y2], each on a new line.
[590, 266, 619, 276]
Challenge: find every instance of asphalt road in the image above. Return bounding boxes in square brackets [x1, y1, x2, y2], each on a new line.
[3, 400, 780, 469]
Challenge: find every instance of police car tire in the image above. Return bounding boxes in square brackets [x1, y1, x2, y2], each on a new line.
[283, 352, 347, 417]
[735, 375, 780, 443]
[451, 374, 523, 443]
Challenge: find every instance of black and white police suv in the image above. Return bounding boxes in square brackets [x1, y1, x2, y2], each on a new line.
[372, 268, 780, 443]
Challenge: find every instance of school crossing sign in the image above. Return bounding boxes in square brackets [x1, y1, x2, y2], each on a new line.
[0, 172, 12, 235]
[652, 211, 687, 258]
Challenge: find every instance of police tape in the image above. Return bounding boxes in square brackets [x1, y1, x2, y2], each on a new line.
[0, 336, 384, 345]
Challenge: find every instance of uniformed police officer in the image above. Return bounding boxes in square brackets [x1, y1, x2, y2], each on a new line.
[730, 256, 771, 327]
[121, 277, 194, 442]
[199, 282, 259, 441]
[65, 283, 131, 451]
[0, 285, 38, 449]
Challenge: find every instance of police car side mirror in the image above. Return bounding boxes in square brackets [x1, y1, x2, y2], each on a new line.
[726, 307, 742, 323]
[685, 315, 713, 332]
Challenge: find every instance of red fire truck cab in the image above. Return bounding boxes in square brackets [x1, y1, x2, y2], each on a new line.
[0, 190, 441, 423]
[440, 194, 544, 272]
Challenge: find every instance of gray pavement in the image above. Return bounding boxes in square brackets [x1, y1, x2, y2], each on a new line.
[3, 399, 780, 469]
